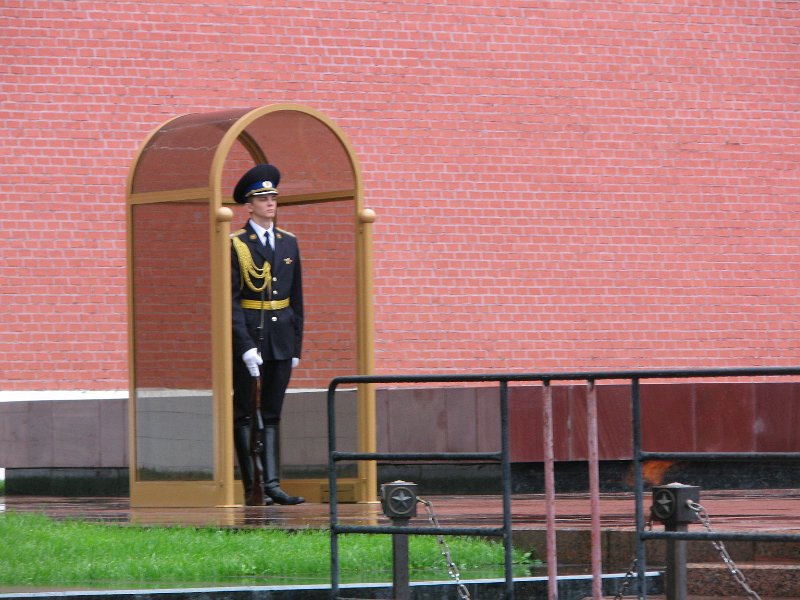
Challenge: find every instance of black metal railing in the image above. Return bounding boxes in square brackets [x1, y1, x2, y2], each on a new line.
[627, 367, 800, 599]
[327, 374, 515, 600]
[327, 366, 800, 600]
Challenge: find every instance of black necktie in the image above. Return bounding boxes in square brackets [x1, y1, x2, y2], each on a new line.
[263, 233, 274, 263]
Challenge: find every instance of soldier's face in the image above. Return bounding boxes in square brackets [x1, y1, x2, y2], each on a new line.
[247, 194, 278, 221]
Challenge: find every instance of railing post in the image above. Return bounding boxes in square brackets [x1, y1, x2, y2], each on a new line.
[542, 380, 558, 600]
[631, 377, 647, 600]
[500, 380, 515, 600]
[586, 379, 603, 599]
[650, 483, 701, 600]
[328, 383, 340, 600]
[391, 523, 411, 600]
[381, 480, 419, 600]
[665, 521, 689, 600]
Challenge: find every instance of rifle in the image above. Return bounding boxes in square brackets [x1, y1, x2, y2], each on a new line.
[248, 373, 266, 506]
[248, 285, 268, 507]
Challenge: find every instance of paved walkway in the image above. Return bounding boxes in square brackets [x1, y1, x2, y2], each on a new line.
[2, 489, 799, 533]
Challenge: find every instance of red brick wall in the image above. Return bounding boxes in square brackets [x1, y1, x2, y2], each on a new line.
[2, 1, 799, 391]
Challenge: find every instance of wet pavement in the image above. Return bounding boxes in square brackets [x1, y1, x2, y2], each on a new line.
[2, 489, 799, 533]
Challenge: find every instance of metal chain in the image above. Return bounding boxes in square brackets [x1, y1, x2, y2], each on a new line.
[418, 497, 472, 600]
[686, 500, 761, 600]
[613, 518, 653, 600]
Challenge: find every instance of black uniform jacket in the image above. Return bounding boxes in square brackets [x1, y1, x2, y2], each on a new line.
[231, 221, 304, 362]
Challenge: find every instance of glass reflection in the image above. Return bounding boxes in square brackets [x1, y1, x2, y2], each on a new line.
[132, 109, 249, 194]
[240, 111, 355, 198]
[131, 202, 214, 481]
[276, 200, 359, 479]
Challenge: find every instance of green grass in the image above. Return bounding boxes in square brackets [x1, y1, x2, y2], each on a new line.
[0, 511, 533, 589]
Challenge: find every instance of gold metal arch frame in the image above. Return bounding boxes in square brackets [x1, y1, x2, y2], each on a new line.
[126, 104, 375, 508]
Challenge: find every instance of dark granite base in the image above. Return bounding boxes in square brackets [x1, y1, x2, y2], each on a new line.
[686, 563, 800, 597]
[4, 468, 129, 497]
[377, 463, 503, 495]
[379, 459, 800, 495]
[6, 459, 798, 497]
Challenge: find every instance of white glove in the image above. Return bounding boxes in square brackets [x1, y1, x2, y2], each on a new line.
[242, 348, 263, 377]
[291, 357, 300, 369]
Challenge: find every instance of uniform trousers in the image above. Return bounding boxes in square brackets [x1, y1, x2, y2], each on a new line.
[233, 357, 293, 428]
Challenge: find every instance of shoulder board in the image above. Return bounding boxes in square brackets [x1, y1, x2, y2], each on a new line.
[229, 228, 246, 239]
[276, 227, 296, 238]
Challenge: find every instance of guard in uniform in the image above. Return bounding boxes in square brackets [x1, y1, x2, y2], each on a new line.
[231, 163, 304, 505]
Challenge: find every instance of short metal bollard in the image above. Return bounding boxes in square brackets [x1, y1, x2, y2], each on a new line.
[380, 480, 419, 600]
[650, 482, 701, 600]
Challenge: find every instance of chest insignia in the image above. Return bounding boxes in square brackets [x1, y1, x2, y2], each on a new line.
[284, 257, 293, 265]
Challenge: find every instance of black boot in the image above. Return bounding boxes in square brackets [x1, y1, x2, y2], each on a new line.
[263, 425, 305, 505]
[234, 425, 273, 506]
